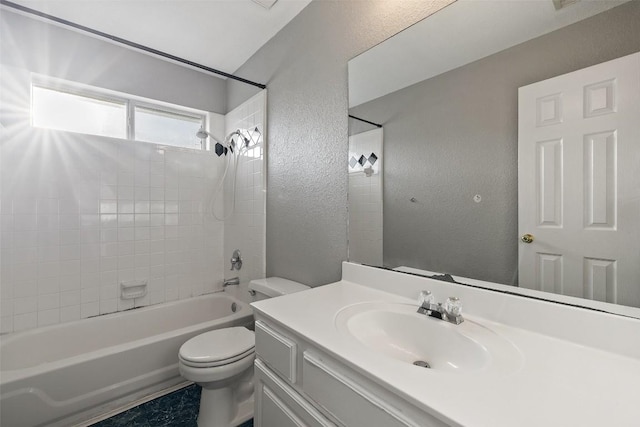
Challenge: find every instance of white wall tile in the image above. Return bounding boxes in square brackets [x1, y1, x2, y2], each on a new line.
[13, 214, 37, 231]
[134, 187, 149, 201]
[81, 302, 99, 319]
[100, 256, 118, 272]
[118, 298, 134, 311]
[99, 283, 117, 301]
[118, 228, 135, 242]
[60, 290, 81, 307]
[14, 297, 37, 315]
[60, 215, 80, 230]
[117, 256, 135, 270]
[38, 308, 60, 327]
[81, 288, 99, 303]
[13, 199, 37, 214]
[135, 240, 150, 254]
[13, 280, 36, 298]
[14, 312, 37, 331]
[59, 275, 81, 292]
[149, 187, 164, 200]
[60, 305, 80, 323]
[117, 241, 135, 256]
[0, 315, 14, 333]
[118, 268, 135, 283]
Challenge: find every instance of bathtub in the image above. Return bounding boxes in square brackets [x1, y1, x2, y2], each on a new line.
[0, 292, 253, 427]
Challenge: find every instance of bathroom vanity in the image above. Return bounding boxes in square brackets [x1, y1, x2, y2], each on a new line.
[251, 262, 640, 427]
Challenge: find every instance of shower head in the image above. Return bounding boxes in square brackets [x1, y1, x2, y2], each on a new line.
[196, 127, 210, 140]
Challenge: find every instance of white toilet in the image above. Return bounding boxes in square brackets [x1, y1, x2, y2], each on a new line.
[178, 277, 309, 427]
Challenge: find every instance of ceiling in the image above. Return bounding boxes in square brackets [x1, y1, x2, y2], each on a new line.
[5, 0, 312, 76]
[349, 0, 630, 107]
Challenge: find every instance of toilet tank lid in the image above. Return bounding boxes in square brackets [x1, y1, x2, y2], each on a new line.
[249, 277, 309, 297]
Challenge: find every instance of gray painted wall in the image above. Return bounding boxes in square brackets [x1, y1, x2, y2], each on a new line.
[349, 1, 640, 285]
[1, 10, 227, 113]
[228, 0, 451, 286]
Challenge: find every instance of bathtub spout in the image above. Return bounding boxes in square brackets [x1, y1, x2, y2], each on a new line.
[224, 277, 240, 287]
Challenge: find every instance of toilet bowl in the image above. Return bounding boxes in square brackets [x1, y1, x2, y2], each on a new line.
[178, 277, 309, 427]
[179, 327, 255, 427]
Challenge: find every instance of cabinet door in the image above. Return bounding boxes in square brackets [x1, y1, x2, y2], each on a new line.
[255, 359, 336, 427]
[255, 320, 298, 383]
[259, 384, 306, 427]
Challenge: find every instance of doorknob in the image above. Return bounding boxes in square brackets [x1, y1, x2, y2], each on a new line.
[521, 233, 534, 244]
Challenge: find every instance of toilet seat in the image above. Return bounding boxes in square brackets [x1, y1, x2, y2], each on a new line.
[179, 327, 255, 368]
[179, 347, 255, 368]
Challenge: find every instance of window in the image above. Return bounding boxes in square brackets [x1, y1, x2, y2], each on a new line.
[134, 106, 203, 150]
[31, 79, 207, 150]
[32, 86, 127, 139]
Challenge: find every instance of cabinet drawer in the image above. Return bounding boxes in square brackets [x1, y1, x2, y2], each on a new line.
[302, 352, 420, 427]
[255, 359, 336, 427]
[255, 320, 298, 383]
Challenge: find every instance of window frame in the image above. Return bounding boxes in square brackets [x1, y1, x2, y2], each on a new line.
[31, 76, 208, 150]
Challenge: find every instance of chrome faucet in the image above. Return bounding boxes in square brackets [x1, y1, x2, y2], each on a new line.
[223, 277, 240, 288]
[417, 291, 464, 325]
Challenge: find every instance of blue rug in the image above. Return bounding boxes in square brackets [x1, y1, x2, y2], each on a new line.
[91, 384, 253, 427]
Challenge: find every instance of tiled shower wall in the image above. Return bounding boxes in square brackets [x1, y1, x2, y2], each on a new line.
[0, 89, 268, 334]
[0, 11, 266, 334]
[0, 128, 228, 333]
[348, 128, 383, 266]
[223, 91, 267, 285]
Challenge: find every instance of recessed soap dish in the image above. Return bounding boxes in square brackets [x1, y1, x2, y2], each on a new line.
[120, 280, 148, 300]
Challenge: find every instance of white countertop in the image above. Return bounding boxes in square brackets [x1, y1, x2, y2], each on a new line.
[252, 264, 640, 427]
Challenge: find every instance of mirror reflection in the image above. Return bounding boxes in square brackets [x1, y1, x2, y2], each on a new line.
[347, 0, 640, 312]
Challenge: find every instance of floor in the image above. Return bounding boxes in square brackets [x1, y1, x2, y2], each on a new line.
[91, 384, 254, 427]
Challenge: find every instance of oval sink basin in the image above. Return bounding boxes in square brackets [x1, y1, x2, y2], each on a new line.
[335, 302, 522, 374]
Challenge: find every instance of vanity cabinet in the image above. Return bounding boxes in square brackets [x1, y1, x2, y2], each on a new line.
[253, 319, 449, 427]
[251, 264, 640, 427]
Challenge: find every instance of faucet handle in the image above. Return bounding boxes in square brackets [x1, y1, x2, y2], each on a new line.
[418, 290, 434, 308]
[444, 296, 462, 317]
[230, 249, 242, 271]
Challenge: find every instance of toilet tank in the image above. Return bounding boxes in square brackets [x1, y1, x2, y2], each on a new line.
[248, 277, 309, 301]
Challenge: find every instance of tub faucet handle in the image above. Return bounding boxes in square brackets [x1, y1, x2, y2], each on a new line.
[230, 249, 242, 271]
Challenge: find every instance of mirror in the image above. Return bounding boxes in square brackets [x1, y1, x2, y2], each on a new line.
[347, 0, 640, 317]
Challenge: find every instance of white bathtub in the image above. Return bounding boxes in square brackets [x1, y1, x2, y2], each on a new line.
[0, 293, 253, 427]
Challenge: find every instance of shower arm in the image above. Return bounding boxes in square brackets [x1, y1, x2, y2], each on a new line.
[196, 127, 223, 145]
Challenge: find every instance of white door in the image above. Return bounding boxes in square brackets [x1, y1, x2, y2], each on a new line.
[518, 52, 640, 307]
